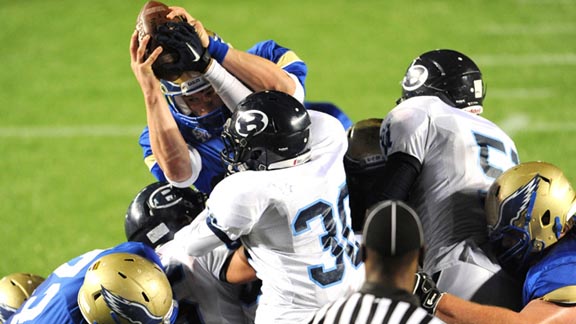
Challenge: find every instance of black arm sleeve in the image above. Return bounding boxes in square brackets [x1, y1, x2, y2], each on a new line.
[368, 152, 422, 205]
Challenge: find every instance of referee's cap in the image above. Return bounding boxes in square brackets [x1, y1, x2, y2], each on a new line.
[362, 200, 424, 257]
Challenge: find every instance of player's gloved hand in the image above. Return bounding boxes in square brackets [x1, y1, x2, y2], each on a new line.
[412, 272, 444, 315]
[155, 21, 212, 74]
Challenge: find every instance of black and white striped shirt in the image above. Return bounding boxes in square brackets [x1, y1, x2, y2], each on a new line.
[308, 284, 444, 324]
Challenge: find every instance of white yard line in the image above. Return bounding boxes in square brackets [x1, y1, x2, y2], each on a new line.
[498, 114, 576, 135]
[476, 54, 576, 66]
[483, 24, 576, 35]
[2, 115, 575, 140]
[517, 0, 575, 4]
[0, 126, 143, 138]
[489, 88, 553, 99]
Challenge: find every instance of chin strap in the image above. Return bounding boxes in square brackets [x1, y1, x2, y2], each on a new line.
[462, 105, 483, 115]
[267, 151, 312, 170]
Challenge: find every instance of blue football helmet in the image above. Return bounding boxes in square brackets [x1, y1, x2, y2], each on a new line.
[485, 161, 576, 273]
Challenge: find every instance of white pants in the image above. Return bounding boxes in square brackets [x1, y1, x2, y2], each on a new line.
[430, 240, 523, 311]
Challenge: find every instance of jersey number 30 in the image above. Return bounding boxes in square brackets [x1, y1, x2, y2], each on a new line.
[292, 184, 362, 288]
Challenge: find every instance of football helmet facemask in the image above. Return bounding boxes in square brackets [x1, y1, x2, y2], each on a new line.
[398, 49, 485, 114]
[0, 273, 45, 323]
[78, 253, 177, 324]
[221, 90, 312, 174]
[160, 74, 229, 143]
[125, 182, 206, 249]
[485, 161, 576, 273]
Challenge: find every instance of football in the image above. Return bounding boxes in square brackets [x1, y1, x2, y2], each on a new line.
[135, 1, 180, 42]
[135, 0, 185, 80]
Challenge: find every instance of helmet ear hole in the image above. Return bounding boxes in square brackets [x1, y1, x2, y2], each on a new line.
[541, 210, 551, 226]
[494, 185, 501, 197]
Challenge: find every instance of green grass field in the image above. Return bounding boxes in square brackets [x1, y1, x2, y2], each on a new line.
[1, 0, 575, 276]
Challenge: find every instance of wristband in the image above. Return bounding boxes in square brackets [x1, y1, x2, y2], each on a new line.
[207, 36, 230, 63]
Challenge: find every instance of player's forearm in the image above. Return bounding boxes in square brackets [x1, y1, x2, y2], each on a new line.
[436, 293, 527, 324]
[145, 92, 192, 182]
[174, 211, 224, 257]
[225, 246, 257, 284]
[222, 48, 295, 94]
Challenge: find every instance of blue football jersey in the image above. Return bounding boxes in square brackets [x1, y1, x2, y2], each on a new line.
[246, 39, 307, 87]
[304, 102, 353, 130]
[7, 242, 161, 324]
[140, 126, 227, 194]
[523, 230, 576, 306]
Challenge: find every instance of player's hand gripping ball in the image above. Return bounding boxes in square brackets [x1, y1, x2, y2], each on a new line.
[135, 1, 185, 80]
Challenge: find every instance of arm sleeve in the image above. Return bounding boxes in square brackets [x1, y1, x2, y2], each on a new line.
[165, 148, 202, 188]
[369, 151, 422, 204]
[371, 106, 429, 204]
[204, 60, 252, 112]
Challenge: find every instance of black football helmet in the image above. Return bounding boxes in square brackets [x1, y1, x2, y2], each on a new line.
[220, 90, 312, 174]
[398, 49, 485, 113]
[343, 118, 387, 232]
[124, 182, 206, 248]
[344, 118, 386, 174]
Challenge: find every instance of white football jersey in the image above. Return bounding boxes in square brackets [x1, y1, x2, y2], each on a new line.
[381, 96, 519, 275]
[200, 110, 365, 323]
[158, 244, 256, 324]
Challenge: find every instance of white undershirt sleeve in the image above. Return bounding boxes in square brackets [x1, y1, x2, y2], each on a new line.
[165, 148, 202, 188]
[288, 72, 305, 104]
[204, 61, 252, 112]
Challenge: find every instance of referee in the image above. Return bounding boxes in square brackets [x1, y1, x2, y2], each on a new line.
[308, 200, 444, 324]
